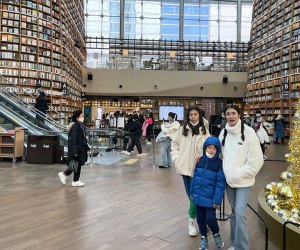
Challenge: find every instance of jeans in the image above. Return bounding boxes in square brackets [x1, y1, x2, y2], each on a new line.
[226, 186, 251, 250]
[196, 206, 219, 237]
[162, 138, 172, 166]
[182, 175, 197, 219]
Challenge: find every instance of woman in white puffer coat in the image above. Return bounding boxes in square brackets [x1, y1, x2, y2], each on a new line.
[171, 106, 210, 237]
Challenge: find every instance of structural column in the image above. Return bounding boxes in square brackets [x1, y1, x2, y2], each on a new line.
[237, 0, 242, 42]
[179, 0, 184, 41]
[120, 0, 125, 39]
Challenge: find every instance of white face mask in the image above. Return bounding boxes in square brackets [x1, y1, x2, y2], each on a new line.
[79, 117, 84, 122]
[206, 152, 214, 158]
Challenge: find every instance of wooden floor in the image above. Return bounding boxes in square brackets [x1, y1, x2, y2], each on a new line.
[0, 142, 289, 250]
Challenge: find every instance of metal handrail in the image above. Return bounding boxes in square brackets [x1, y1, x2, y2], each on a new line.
[247, 203, 268, 250]
[0, 75, 67, 131]
[0, 101, 59, 135]
[283, 221, 300, 250]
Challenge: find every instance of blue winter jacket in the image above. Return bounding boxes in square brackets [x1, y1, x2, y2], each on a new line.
[190, 137, 227, 208]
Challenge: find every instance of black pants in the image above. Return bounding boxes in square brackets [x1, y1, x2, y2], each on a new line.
[260, 143, 265, 154]
[146, 125, 153, 142]
[127, 134, 142, 154]
[123, 137, 129, 151]
[196, 205, 219, 237]
[64, 162, 82, 182]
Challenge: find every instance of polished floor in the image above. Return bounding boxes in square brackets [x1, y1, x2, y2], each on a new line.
[0, 141, 289, 250]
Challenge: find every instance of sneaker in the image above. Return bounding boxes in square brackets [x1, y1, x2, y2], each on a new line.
[123, 151, 131, 156]
[227, 247, 235, 250]
[199, 236, 208, 250]
[137, 153, 144, 157]
[159, 165, 168, 168]
[58, 172, 67, 185]
[121, 150, 127, 154]
[263, 155, 268, 160]
[214, 233, 224, 248]
[72, 181, 85, 187]
[146, 141, 152, 145]
[188, 218, 197, 236]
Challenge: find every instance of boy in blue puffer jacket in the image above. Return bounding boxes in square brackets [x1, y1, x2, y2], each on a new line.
[190, 136, 227, 250]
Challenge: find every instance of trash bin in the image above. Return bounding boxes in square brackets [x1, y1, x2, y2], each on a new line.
[27, 135, 59, 164]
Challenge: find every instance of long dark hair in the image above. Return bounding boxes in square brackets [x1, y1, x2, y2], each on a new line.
[182, 106, 207, 136]
[221, 105, 245, 146]
[168, 112, 177, 120]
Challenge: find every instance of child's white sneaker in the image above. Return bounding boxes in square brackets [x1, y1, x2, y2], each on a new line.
[188, 218, 197, 236]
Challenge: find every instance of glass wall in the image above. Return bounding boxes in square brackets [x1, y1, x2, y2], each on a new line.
[85, 0, 253, 42]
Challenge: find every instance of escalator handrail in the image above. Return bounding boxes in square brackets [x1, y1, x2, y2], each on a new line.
[0, 76, 67, 131]
[0, 101, 69, 145]
[0, 101, 57, 135]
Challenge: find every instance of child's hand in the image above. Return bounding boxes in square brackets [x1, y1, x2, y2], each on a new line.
[213, 203, 220, 210]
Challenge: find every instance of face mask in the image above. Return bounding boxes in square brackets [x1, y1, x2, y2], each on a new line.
[79, 117, 84, 122]
[189, 121, 199, 126]
[206, 152, 214, 158]
[256, 114, 261, 117]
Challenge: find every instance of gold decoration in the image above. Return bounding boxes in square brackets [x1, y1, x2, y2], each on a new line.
[265, 98, 300, 223]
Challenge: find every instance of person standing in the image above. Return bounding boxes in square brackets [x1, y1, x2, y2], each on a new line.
[58, 110, 89, 187]
[35, 91, 49, 125]
[159, 112, 180, 168]
[123, 114, 143, 156]
[171, 106, 210, 237]
[213, 111, 226, 137]
[190, 136, 226, 250]
[219, 105, 264, 250]
[272, 114, 286, 144]
[145, 112, 154, 144]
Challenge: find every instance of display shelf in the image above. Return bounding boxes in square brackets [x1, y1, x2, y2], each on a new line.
[0, 127, 25, 164]
[0, 0, 85, 122]
[246, 0, 300, 130]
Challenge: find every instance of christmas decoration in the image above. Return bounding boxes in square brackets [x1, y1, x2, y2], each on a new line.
[265, 102, 300, 224]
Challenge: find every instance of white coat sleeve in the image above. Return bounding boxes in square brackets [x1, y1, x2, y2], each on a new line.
[171, 128, 181, 164]
[240, 130, 264, 179]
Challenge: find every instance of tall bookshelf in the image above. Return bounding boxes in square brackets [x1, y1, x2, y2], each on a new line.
[245, 0, 300, 131]
[0, 0, 86, 122]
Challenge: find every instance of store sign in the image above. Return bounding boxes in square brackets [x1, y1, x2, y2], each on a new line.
[81, 92, 86, 100]
[61, 82, 68, 95]
[282, 81, 289, 97]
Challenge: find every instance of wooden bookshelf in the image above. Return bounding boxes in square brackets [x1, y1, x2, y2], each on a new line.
[0, 0, 86, 123]
[245, 0, 300, 131]
[0, 127, 24, 163]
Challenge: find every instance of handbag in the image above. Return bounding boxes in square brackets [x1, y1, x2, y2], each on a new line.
[67, 159, 79, 173]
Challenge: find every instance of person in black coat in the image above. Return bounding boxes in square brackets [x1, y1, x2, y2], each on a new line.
[58, 110, 89, 187]
[213, 111, 226, 137]
[34, 91, 49, 125]
[124, 114, 143, 156]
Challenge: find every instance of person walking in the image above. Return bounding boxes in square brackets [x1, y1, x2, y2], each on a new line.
[159, 112, 180, 168]
[219, 105, 264, 250]
[123, 113, 143, 156]
[272, 114, 286, 144]
[171, 106, 210, 237]
[58, 110, 89, 187]
[190, 136, 226, 250]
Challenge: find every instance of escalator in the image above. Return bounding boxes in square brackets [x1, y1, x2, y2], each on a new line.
[0, 75, 68, 149]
